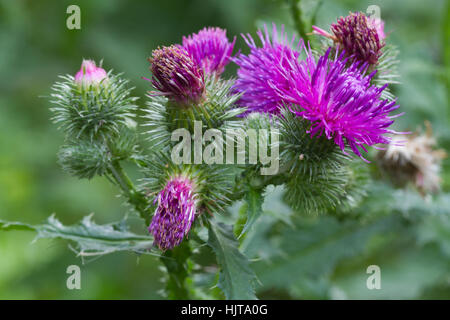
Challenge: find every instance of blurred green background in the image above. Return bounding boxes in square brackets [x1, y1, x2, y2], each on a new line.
[0, 0, 448, 299]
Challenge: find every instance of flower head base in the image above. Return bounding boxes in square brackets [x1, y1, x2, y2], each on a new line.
[149, 45, 205, 106]
[149, 176, 197, 250]
[275, 47, 401, 159]
[377, 122, 447, 195]
[313, 12, 385, 65]
[74, 59, 108, 87]
[233, 24, 302, 114]
[182, 27, 235, 76]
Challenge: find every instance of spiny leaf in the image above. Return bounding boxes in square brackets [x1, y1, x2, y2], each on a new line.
[207, 220, 257, 300]
[0, 214, 156, 258]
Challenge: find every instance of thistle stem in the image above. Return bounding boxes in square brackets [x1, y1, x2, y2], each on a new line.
[160, 241, 193, 299]
[109, 160, 150, 222]
[109, 161, 133, 195]
[290, 0, 309, 42]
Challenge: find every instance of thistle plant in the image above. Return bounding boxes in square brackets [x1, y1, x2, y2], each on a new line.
[1, 8, 444, 301]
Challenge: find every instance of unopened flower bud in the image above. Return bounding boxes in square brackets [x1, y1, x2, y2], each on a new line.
[313, 12, 385, 65]
[74, 59, 108, 87]
[149, 176, 197, 250]
[148, 45, 205, 106]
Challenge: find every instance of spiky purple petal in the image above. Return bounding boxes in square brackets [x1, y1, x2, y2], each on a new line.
[232, 24, 302, 114]
[149, 177, 197, 250]
[182, 27, 235, 76]
[275, 46, 401, 159]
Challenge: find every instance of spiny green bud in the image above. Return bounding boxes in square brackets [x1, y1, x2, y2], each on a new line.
[50, 59, 138, 141]
[58, 140, 111, 179]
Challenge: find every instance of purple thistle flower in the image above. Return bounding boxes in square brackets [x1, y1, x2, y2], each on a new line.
[149, 177, 197, 250]
[148, 45, 205, 106]
[312, 12, 385, 65]
[182, 27, 235, 76]
[232, 24, 302, 114]
[274, 47, 402, 160]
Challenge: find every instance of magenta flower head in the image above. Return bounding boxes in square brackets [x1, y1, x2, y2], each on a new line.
[182, 27, 235, 76]
[312, 12, 385, 65]
[367, 15, 385, 40]
[233, 24, 302, 114]
[275, 47, 402, 160]
[149, 176, 197, 250]
[148, 45, 205, 106]
[74, 59, 108, 87]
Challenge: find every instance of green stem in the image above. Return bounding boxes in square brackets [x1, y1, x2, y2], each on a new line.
[109, 160, 151, 222]
[160, 241, 193, 299]
[109, 161, 133, 195]
[290, 0, 308, 42]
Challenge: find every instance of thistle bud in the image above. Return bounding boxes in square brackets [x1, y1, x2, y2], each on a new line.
[312, 12, 385, 65]
[51, 59, 137, 140]
[74, 59, 108, 87]
[149, 45, 205, 106]
[149, 176, 197, 250]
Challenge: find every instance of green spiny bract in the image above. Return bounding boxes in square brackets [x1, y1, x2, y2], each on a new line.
[143, 76, 245, 150]
[372, 44, 400, 101]
[281, 148, 369, 215]
[50, 72, 138, 141]
[58, 139, 112, 180]
[238, 112, 283, 188]
[277, 107, 349, 179]
[140, 152, 237, 217]
[276, 108, 369, 214]
[56, 118, 140, 180]
[109, 122, 140, 161]
[57, 124, 140, 181]
[331, 159, 370, 215]
[283, 164, 349, 214]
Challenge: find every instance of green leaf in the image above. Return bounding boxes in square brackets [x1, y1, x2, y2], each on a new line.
[207, 220, 257, 300]
[0, 214, 155, 257]
[331, 238, 450, 299]
[0, 221, 34, 232]
[253, 214, 404, 298]
[416, 194, 450, 258]
[240, 187, 263, 237]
